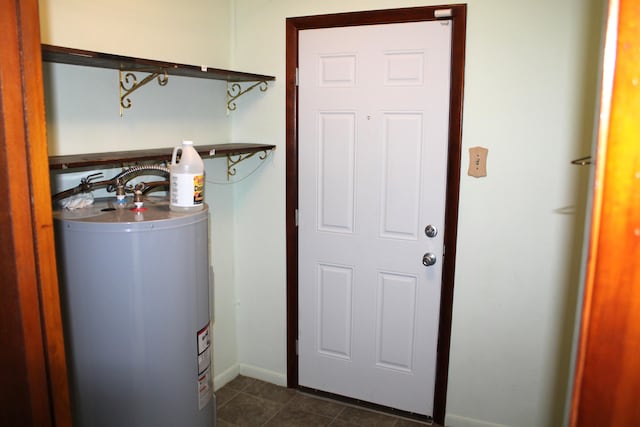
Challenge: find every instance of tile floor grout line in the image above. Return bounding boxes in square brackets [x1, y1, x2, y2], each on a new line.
[331, 405, 346, 424]
[260, 404, 281, 427]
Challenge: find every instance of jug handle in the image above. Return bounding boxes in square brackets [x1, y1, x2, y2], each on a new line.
[171, 146, 181, 165]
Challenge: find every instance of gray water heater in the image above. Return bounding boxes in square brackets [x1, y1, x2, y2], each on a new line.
[54, 197, 214, 427]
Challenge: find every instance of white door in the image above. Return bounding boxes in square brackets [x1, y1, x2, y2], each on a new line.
[298, 21, 452, 416]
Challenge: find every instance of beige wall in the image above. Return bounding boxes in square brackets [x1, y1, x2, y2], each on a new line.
[40, 0, 605, 426]
[39, 0, 231, 67]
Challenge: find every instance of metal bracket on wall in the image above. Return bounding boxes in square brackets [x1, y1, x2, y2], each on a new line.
[227, 150, 270, 180]
[226, 81, 269, 112]
[571, 156, 592, 165]
[119, 69, 169, 116]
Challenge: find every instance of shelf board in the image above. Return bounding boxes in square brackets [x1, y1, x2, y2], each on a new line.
[49, 143, 276, 171]
[41, 44, 275, 83]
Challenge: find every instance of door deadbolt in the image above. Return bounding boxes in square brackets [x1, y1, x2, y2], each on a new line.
[422, 253, 437, 267]
[425, 225, 438, 238]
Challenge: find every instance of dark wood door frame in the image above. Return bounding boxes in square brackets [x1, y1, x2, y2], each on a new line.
[285, 5, 467, 424]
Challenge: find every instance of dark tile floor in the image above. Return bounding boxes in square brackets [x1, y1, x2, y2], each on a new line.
[216, 375, 438, 427]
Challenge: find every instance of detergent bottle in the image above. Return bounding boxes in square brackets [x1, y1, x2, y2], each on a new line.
[170, 140, 205, 212]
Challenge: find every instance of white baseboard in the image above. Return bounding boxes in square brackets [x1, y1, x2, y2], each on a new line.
[445, 414, 509, 427]
[213, 364, 240, 391]
[239, 363, 287, 387]
[213, 363, 287, 391]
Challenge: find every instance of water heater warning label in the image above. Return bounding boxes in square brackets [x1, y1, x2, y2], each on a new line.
[197, 324, 212, 410]
[197, 324, 211, 374]
[198, 347, 211, 375]
[198, 369, 212, 410]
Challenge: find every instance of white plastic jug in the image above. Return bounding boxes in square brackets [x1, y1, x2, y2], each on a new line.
[170, 140, 205, 212]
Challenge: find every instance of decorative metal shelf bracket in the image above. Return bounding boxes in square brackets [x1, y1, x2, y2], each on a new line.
[227, 81, 269, 112]
[227, 150, 270, 180]
[119, 69, 169, 116]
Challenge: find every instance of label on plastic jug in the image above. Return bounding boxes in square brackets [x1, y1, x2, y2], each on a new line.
[170, 173, 204, 207]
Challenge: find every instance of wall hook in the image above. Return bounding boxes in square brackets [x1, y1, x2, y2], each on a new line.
[571, 156, 592, 165]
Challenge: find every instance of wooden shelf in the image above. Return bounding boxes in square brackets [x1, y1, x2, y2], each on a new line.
[41, 44, 275, 83]
[42, 47, 276, 173]
[49, 143, 275, 171]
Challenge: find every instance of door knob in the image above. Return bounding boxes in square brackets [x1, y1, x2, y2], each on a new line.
[425, 225, 438, 238]
[422, 253, 437, 267]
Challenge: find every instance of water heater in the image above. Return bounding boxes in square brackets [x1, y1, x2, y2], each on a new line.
[54, 197, 214, 427]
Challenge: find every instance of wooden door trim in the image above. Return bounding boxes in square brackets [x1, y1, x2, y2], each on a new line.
[570, 0, 640, 424]
[285, 5, 466, 424]
[0, 0, 72, 425]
